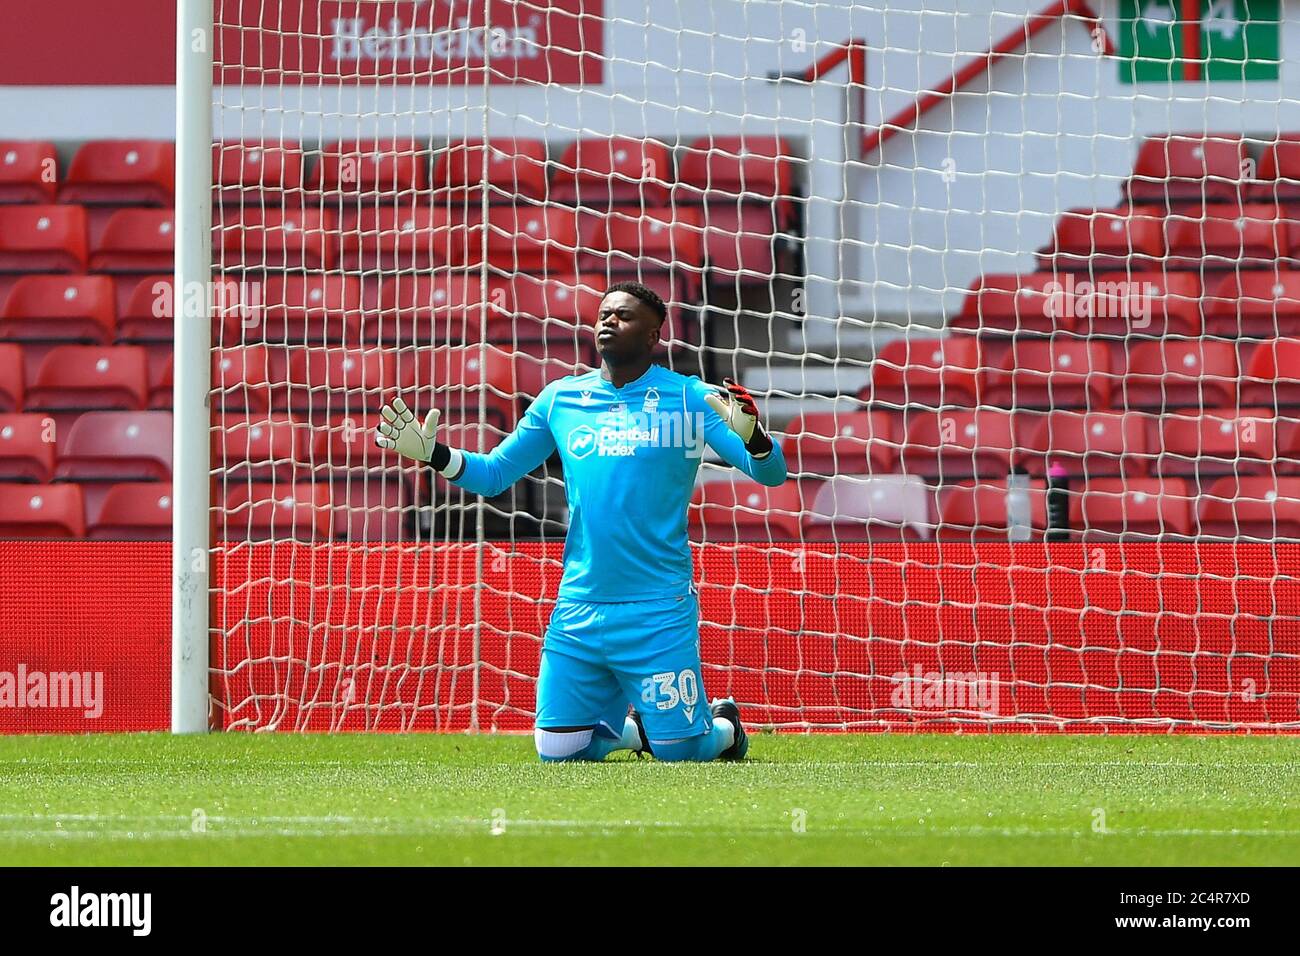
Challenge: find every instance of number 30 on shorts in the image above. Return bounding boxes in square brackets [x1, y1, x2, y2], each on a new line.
[642, 669, 699, 712]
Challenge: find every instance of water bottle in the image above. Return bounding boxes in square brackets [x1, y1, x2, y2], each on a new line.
[1046, 462, 1070, 541]
[1006, 467, 1031, 542]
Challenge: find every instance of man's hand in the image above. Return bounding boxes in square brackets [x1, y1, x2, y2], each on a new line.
[704, 378, 772, 455]
[375, 397, 440, 462]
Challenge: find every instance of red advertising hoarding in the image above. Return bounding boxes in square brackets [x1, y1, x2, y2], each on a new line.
[1, 541, 1297, 734]
[0, 0, 604, 86]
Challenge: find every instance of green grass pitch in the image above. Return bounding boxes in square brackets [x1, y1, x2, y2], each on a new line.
[0, 733, 1297, 866]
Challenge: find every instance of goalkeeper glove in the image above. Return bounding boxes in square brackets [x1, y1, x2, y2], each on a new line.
[374, 396, 462, 476]
[704, 378, 773, 457]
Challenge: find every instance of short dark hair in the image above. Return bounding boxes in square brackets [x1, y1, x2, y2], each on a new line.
[603, 280, 667, 325]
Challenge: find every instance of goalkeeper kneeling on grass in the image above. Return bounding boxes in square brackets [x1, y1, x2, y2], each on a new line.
[376, 281, 787, 762]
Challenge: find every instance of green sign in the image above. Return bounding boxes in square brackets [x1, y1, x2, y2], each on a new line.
[1118, 0, 1280, 83]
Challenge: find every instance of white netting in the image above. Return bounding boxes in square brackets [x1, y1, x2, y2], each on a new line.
[204, 0, 1300, 732]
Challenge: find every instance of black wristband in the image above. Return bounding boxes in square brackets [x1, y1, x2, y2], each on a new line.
[429, 442, 451, 471]
[745, 426, 773, 458]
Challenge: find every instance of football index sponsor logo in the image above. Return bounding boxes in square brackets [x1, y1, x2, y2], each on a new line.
[567, 424, 598, 459]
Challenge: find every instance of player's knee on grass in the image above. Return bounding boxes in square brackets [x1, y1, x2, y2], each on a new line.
[647, 735, 718, 763]
[534, 727, 595, 761]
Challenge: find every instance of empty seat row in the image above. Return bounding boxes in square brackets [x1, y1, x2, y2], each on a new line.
[10, 472, 1300, 542]
[1126, 133, 1300, 205]
[783, 408, 1300, 479]
[0, 141, 173, 206]
[960, 270, 1300, 339]
[690, 475, 1300, 542]
[0, 205, 171, 274]
[1040, 204, 1300, 272]
[867, 335, 1300, 410]
[0, 136, 795, 209]
[0, 272, 610, 355]
[0, 343, 563, 423]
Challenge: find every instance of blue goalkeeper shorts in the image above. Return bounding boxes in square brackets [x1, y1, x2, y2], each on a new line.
[535, 592, 713, 742]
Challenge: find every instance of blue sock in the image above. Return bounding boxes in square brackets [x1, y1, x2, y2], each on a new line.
[649, 720, 734, 762]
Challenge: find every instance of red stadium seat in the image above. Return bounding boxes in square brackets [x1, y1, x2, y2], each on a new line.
[1242, 337, 1300, 406]
[1123, 339, 1239, 408]
[1250, 135, 1300, 202]
[88, 481, 171, 540]
[803, 474, 932, 541]
[0, 344, 24, 410]
[1158, 407, 1278, 478]
[229, 273, 364, 345]
[312, 412, 402, 473]
[55, 410, 171, 481]
[867, 335, 982, 408]
[900, 408, 1016, 479]
[1021, 410, 1154, 478]
[510, 272, 604, 336]
[936, 479, 1048, 540]
[432, 139, 549, 205]
[576, 206, 704, 300]
[1163, 203, 1284, 271]
[340, 205, 456, 272]
[212, 345, 272, 412]
[282, 346, 403, 415]
[26, 345, 147, 410]
[0, 141, 58, 203]
[0, 274, 116, 343]
[372, 272, 511, 345]
[689, 478, 806, 541]
[1198, 476, 1300, 539]
[59, 140, 174, 206]
[0, 482, 84, 538]
[0, 205, 87, 272]
[410, 346, 519, 428]
[216, 206, 337, 270]
[88, 208, 174, 273]
[551, 137, 674, 208]
[212, 141, 304, 201]
[212, 413, 303, 481]
[782, 410, 898, 476]
[678, 136, 797, 228]
[307, 139, 428, 196]
[117, 275, 173, 342]
[1206, 271, 1300, 338]
[148, 352, 172, 409]
[0, 414, 56, 481]
[984, 339, 1114, 410]
[1072, 272, 1201, 338]
[222, 481, 333, 541]
[699, 203, 786, 284]
[1037, 206, 1165, 272]
[1071, 477, 1196, 539]
[1126, 134, 1246, 205]
[955, 273, 1070, 335]
[467, 204, 580, 276]
[679, 136, 797, 279]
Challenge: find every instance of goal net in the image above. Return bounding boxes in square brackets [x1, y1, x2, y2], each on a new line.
[197, 0, 1299, 732]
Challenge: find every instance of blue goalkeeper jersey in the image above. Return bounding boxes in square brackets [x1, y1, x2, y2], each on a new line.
[449, 363, 788, 602]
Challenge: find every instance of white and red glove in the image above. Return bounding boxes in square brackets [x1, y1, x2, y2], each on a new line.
[704, 378, 772, 457]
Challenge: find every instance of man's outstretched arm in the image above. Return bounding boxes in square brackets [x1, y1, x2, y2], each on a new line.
[375, 388, 558, 498]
